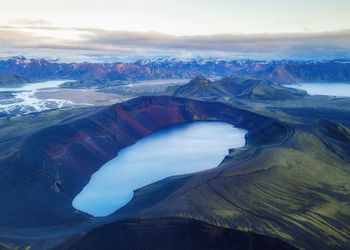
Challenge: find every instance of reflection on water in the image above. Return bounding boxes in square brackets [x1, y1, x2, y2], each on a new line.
[73, 121, 247, 217]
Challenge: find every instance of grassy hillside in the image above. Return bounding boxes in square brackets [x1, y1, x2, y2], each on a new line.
[127, 126, 350, 249]
[159, 77, 350, 249]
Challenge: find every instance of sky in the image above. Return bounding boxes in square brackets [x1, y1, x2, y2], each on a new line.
[0, 0, 350, 62]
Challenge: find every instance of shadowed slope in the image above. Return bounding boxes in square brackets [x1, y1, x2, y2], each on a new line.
[55, 218, 297, 250]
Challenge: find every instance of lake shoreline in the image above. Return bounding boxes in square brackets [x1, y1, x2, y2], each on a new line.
[73, 121, 247, 217]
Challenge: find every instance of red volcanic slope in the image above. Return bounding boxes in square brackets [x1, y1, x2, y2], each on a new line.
[0, 96, 275, 227]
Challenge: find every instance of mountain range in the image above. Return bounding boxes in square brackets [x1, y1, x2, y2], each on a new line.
[1, 57, 350, 84]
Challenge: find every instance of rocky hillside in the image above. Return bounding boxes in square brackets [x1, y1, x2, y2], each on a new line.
[258, 62, 350, 83]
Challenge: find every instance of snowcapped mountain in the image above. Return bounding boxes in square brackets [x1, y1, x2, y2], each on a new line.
[0, 56, 350, 83]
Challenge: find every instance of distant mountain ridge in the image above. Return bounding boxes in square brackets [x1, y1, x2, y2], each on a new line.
[0, 74, 30, 85]
[0, 56, 350, 84]
[164, 76, 307, 101]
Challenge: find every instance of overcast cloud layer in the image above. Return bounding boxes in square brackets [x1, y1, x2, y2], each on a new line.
[1, 23, 350, 62]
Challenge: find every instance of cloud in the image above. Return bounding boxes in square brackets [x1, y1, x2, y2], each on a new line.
[0, 24, 350, 61]
[8, 18, 52, 26]
[84, 30, 350, 52]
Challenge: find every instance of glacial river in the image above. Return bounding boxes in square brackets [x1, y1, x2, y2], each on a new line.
[0, 79, 191, 116]
[286, 82, 350, 97]
[0, 80, 72, 115]
[73, 121, 247, 217]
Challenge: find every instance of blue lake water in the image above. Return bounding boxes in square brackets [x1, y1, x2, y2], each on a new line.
[72, 121, 247, 217]
[286, 82, 350, 97]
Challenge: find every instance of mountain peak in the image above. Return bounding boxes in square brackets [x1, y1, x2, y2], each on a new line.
[165, 76, 306, 101]
[188, 76, 210, 83]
